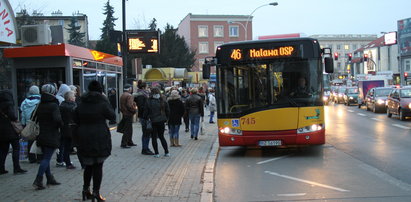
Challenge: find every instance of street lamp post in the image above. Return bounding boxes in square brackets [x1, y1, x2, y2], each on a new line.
[244, 2, 278, 40]
[122, 0, 128, 83]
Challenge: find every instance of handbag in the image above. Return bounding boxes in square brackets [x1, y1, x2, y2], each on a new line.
[146, 119, 153, 132]
[11, 121, 24, 134]
[21, 105, 40, 140]
[1, 111, 24, 134]
[116, 118, 125, 133]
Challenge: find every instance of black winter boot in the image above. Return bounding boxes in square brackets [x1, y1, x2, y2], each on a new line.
[33, 175, 45, 190]
[46, 174, 61, 185]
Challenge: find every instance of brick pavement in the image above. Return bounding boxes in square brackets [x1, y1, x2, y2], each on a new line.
[0, 114, 218, 202]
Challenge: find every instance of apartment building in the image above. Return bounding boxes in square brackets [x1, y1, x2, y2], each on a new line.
[177, 13, 252, 71]
[16, 10, 89, 47]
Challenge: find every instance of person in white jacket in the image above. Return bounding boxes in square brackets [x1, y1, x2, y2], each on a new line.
[208, 89, 216, 124]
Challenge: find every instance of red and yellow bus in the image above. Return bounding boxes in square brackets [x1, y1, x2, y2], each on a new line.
[204, 38, 333, 147]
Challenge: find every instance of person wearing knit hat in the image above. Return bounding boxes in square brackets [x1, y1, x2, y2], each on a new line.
[74, 80, 116, 200]
[88, 80, 103, 93]
[41, 84, 57, 95]
[20, 85, 42, 164]
[167, 90, 185, 147]
[33, 83, 63, 190]
[28, 86, 40, 96]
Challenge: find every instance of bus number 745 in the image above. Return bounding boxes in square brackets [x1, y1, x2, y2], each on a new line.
[241, 117, 256, 125]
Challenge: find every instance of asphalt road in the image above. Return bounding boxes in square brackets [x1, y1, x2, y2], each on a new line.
[214, 103, 411, 201]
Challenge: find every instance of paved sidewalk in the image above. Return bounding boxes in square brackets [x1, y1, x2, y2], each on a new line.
[0, 115, 218, 201]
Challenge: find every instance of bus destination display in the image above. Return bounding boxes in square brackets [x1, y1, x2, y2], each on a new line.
[230, 46, 296, 61]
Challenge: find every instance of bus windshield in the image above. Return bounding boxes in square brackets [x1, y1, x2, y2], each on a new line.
[217, 58, 322, 116]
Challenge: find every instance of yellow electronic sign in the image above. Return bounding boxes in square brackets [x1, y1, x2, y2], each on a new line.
[127, 30, 160, 54]
[230, 46, 296, 60]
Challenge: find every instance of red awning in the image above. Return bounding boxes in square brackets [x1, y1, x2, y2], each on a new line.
[4, 43, 123, 66]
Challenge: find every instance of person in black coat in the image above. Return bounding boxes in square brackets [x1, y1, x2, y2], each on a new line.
[74, 80, 115, 201]
[33, 84, 63, 190]
[167, 90, 185, 147]
[143, 87, 170, 158]
[59, 91, 77, 169]
[133, 81, 154, 155]
[0, 90, 27, 175]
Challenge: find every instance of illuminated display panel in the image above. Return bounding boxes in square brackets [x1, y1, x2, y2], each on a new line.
[127, 30, 160, 54]
[230, 45, 297, 61]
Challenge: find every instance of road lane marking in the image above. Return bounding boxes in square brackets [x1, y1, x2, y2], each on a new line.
[347, 110, 354, 113]
[357, 113, 367, 116]
[371, 118, 383, 122]
[264, 171, 350, 192]
[257, 155, 290, 165]
[277, 193, 306, 197]
[359, 164, 411, 191]
[392, 124, 411, 130]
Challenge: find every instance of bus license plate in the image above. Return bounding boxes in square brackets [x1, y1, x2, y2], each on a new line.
[259, 140, 282, 146]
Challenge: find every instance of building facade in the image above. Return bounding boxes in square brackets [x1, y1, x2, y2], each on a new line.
[310, 34, 378, 75]
[177, 14, 252, 72]
[16, 10, 89, 47]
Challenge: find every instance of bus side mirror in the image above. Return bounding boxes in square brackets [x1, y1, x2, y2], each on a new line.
[203, 64, 210, 79]
[324, 57, 334, 73]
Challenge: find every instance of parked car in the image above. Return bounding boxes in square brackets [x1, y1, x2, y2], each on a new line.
[343, 87, 359, 106]
[365, 87, 393, 113]
[386, 87, 411, 120]
[334, 86, 346, 104]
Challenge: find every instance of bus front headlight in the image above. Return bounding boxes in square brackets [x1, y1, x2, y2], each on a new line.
[297, 124, 324, 134]
[219, 127, 242, 135]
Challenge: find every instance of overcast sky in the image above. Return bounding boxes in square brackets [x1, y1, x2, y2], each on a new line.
[10, 0, 411, 40]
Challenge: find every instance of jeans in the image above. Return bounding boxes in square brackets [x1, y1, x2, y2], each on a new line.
[56, 136, 64, 163]
[169, 125, 180, 139]
[209, 111, 215, 123]
[0, 139, 21, 171]
[189, 114, 201, 138]
[37, 146, 55, 177]
[140, 118, 151, 151]
[62, 137, 73, 166]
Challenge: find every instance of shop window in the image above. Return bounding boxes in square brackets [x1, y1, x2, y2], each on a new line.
[406, 60, 411, 71]
[344, 45, 350, 50]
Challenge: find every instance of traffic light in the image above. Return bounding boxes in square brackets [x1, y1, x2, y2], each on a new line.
[334, 52, 339, 60]
[363, 54, 368, 61]
[348, 53, 352, 61]
[405, 72, 408, 82]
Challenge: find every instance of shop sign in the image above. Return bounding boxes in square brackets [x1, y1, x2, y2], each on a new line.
[0, 0, 16, 44]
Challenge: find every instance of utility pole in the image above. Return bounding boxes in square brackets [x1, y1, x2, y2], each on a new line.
[122, 0, 128, 83]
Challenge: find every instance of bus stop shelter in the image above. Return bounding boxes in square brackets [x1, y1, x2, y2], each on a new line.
[4, 43, 123, 110]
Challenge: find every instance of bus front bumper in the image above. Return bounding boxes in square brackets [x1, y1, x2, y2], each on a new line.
[218, 129, 325, 147]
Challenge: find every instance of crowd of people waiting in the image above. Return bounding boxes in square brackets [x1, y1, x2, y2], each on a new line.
[0, 79, 216, 201]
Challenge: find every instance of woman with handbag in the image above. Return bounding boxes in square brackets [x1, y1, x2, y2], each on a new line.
[0, 90, 27, 175]
[74, 81, 116, 201]
[143, 87, 170, 158]
[20, 85, 41, 163]
[32, 84, 63, 190]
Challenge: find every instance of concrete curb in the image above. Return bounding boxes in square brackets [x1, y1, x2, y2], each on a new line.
[200, 137, 219, 202]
